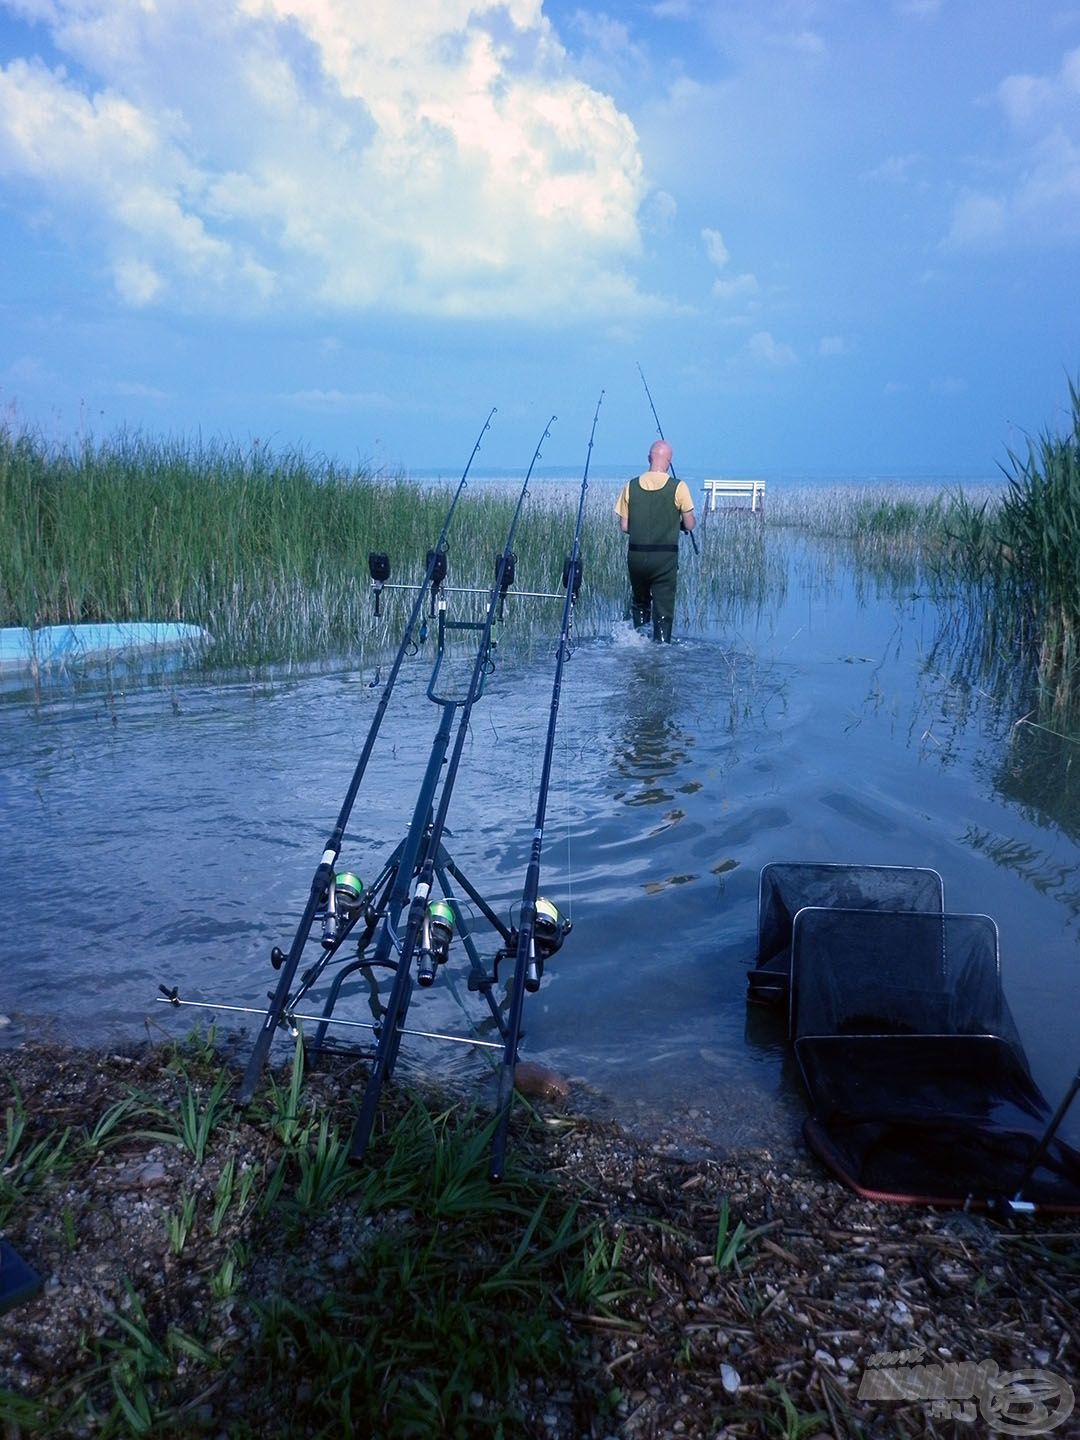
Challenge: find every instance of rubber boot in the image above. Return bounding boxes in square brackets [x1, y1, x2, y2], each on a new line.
[653, 614, 673, 644]
[632, 604, 651, 630]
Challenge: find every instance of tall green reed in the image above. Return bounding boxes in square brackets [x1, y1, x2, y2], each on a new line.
[994, 379, 1080, 717]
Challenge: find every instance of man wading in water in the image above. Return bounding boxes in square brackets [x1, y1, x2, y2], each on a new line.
[614, 440, 696, 643]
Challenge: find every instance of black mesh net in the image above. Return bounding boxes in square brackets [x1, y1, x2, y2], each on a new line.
[748, 862, 944, 1004]
[783, 905, 1080, 1209]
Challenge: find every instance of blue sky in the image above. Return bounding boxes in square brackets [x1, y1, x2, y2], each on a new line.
[1, 0, 1078, 480]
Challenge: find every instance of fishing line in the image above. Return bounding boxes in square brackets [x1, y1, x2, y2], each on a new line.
[490, 390, 601, 1179]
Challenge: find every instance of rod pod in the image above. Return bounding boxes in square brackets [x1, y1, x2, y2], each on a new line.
[238, 408, 496, 1105]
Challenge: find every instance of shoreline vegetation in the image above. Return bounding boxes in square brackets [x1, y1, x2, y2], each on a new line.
[2, 1033, 1078, 1439]
[2, 385, 1078, 722]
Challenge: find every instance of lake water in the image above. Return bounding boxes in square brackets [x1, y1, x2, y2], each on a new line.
[2, 516, 1078, 1157]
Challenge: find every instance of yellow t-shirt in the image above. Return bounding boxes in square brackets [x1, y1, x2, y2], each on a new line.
[614, 471, 695, 522]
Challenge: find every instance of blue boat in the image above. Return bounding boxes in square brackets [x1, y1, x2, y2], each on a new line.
[0, 622, 209, 674]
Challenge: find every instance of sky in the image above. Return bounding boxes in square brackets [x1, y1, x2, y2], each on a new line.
[0, 0, 1078, 480]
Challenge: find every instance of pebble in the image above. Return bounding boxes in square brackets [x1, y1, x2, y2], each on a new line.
[720, 1363, 740, 1394]
[1033, 1348, 1051, 1366]
[813, 1348, 836, 1369]
[513, 1061, 570, 1102]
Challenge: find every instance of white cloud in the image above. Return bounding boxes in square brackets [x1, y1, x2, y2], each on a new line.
[997, 45, 1080, 126]
[643, 188, 677, 232]
[701, 227, 730, 267]
[945, 44, 1080, 249]
[895, 0, 942, 17]
[747, 330, 796, 367]
[862, 153, 922, 184]
[0, 0, 653, 320]
[713, 272, 758, 302]
[818, 335, 855, 357]
[943, 191, 1007, 248]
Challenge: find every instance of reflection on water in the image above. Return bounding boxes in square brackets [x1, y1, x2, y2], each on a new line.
[2, 533, 1078, 1154]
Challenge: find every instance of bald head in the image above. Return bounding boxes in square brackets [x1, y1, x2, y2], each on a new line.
[648, 439, 672, 473]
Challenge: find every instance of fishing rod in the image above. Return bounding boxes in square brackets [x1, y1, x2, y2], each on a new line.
[237, 408, 495, 1105]
[636, 362, 699, 555]
[488, 393, 601, 1181]
[347, 416, 557, 1163]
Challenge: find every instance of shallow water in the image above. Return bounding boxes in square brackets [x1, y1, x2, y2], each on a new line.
[2, 531, 1078, 1157]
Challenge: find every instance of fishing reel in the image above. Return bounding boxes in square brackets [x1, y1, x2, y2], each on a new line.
[368, 553, 391, 617]
[478, 897, 572, 994]
[319, 869, 366, 950]
[418, 898, 455, 987]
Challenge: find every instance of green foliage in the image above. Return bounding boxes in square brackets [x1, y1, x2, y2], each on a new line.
[994, 378, 1080, 713]
[165, 1190, 197, 1256]
[81, 1096, 142, 1155]
[177, 1072, 232, 1163]
[0, 1081, 72, 1226]
[251, 1099, 618, 1439]
[0, 425, 589, 662]
[762, 1382, 830, 1440]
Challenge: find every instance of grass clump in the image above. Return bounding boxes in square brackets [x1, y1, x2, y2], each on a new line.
[0, 1039, 624, 1439]
[994, 379, 1080, 717]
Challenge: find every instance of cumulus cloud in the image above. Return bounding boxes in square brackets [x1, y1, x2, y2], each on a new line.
[747, 330, 796, 367]
[713, 272, 758, 301]
[643, 188, 678, 232]
[944, 45, 1080, 248]
[997, 46, 1080, 126]
[0, 0, 654, 320]
[701, 227, 730, 267]
[702, 224, 760, 306]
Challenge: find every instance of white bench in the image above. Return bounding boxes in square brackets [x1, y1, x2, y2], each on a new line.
[702, 478, 766, 516]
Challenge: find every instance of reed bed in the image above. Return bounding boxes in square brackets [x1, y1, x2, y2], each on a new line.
[4, 410, 1077, 725]
[991, 381, 1080, 718]
[0, 428, 582, 665]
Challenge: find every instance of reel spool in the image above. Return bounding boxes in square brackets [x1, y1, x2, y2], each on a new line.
[419, 899, 455, 987]
[534, 896, 571, 959]
[335, 872, 365, 915]
[321, 869, 365, 948]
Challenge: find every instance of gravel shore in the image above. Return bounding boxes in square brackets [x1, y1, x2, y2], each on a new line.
[1, 1037, 1077, 1438]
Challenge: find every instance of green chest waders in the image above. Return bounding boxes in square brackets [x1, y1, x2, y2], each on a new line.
[627, 475, 680, 643]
